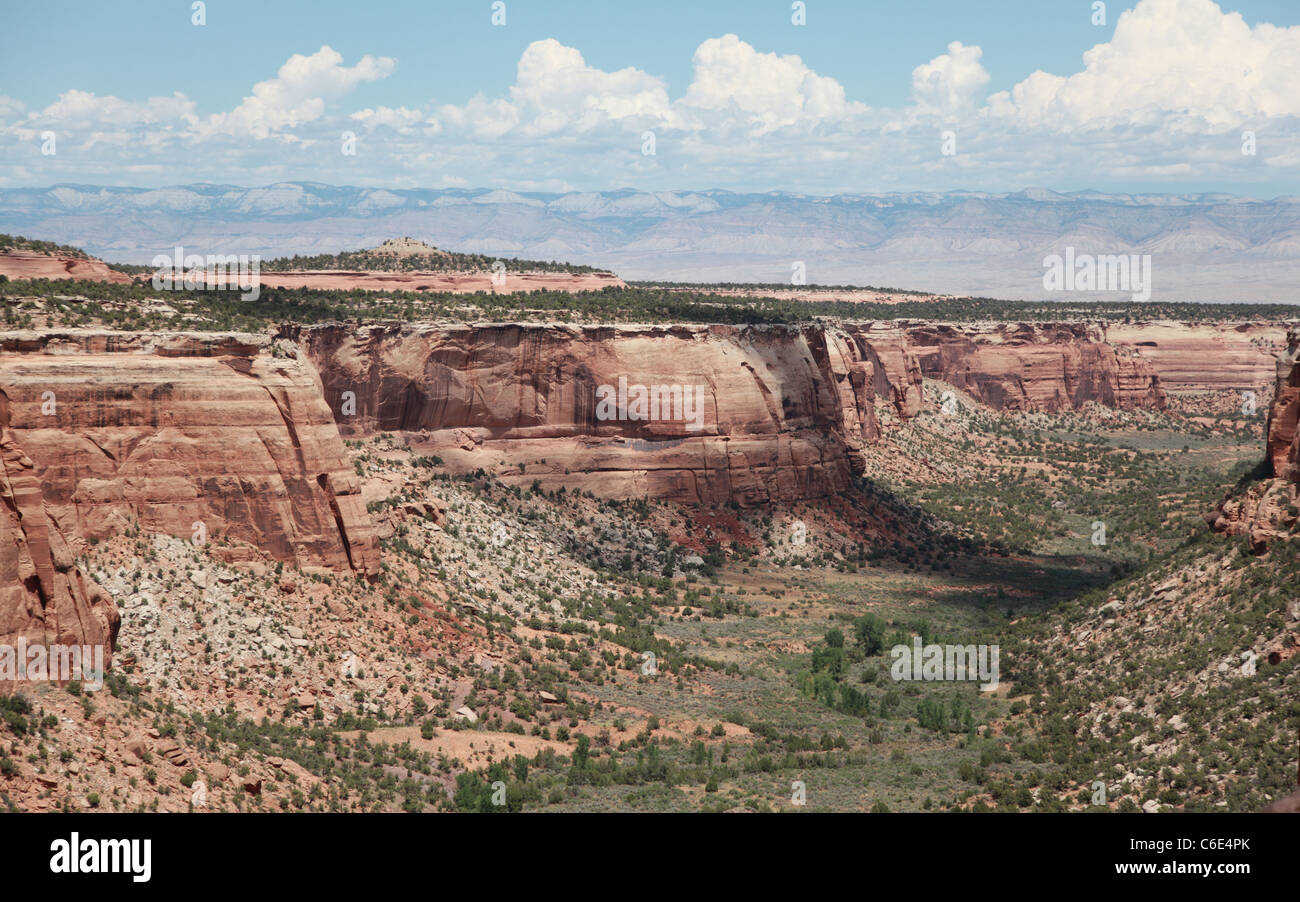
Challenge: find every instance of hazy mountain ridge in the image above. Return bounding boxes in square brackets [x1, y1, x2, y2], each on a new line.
[3, 183, 1299, 301]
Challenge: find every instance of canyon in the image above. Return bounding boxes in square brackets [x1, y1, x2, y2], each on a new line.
[0, 316, 1291, 669]
[2, 318, 1276, 548]
[1, 311, 1295, 815]
[287, 320, 1175, 504]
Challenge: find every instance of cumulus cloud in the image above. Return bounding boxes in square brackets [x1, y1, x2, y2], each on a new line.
[37, 90, 197, 128]
[2, 0, 1299, 195]
[987, 0, 1300, 128]
[440, 39, 672, 139]
[203, 45, 396, 139]
[678, 34, 862, 130]
[436, 34, 862, 139]
[911, 41, 990, 113]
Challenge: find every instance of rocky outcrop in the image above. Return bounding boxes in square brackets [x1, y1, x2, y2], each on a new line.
[0, 251, 131, 284]
[1209, 479, 1297, 552]
[1209, 330, 1300, 550]
[1107, 322, 1287, 393]
[840, 325, 925, 419]
[1266, 330, 1299, 483]
[288, 322, 906, 506]
[1, 390, 119, 664]
[289, 319, 1161, 504]
[0, 318, 1183, 543]
[0, 331, 379, 576]
[248, 270, 625, 294]
[904, 323, 1166, 411]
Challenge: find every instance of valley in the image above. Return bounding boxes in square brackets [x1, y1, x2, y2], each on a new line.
[1, 241, 1296, 813]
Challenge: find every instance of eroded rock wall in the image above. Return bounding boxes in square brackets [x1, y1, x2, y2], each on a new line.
[1106, 322, 1287, 393]
[288, 322, 907, 505]
[1209, 330, 1300, 550]
[1, 389, 119, 662]
[0, 331, 379, 576]
[903, 323, 1166, 411]
[290, 320, 1162, 504]
[1266, 330, 1300, 483]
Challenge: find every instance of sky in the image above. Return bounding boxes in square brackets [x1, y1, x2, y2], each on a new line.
[2, 0, 1300, 196]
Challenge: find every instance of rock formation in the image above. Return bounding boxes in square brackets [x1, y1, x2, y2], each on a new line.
[1266, 330, 1299, 483]
[904, 323, 1166, 411]
[1, 388, 119, 665]
[0, 251, 131, 284]
[243, 269, 625, 294]
[1208, 330, 1300, 550]
[1106, 322, 1286, 393]
[288, 320, 1159, 504]
[0, 331, 379, 576]
[287, 322, 898, 506]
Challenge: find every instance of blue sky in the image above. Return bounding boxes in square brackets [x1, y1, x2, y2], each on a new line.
[3, 0, 1300, 195]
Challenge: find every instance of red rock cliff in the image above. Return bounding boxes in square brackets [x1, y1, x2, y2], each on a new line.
[1266, 330, 1299, 483]
[1106, 322, 1286, 392]
[1209, 330, 1300, 550]
[286, 322, 922, 506]
[288, 320, 1158, 504]
[1, 389, 119, 664]
[0, 251, 132, 285]
[0, 331, 379, 576]
[903, 323, 1166, 411]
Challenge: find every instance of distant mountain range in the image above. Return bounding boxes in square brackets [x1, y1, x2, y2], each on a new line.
[3, 183, 1299, 301]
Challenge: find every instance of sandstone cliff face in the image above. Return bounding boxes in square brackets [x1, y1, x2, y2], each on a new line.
[1209, 330, 1300, 550]
[904, 323, 1166, 411]
[288, 322, 907, 506]
[840, 324, 925, 419]
[0, 332, 379, 576]
[289, 319, 1159, 504]
[0, 251, 132, 285]
[1106, 322, 1287, 392]
[1, 390, 119, 661]
[1266, 330, 1299, 483]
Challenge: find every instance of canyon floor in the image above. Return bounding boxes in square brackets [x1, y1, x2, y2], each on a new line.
[1, 256, 1298, 814]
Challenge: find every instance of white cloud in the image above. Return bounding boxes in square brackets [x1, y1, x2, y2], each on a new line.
[0, 96, 26, 122]
[2, 2, 1299, 195]
[678, 34, 862, 130]
[32, 90, 196, 129]
[351, 105, 437, 133]
[203, 46, 396, 139]
[437, 34, 862, 140]
[911, 41, 990, 113]
[987, 0, 1300, 128]
[441, 39, 672, 139]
